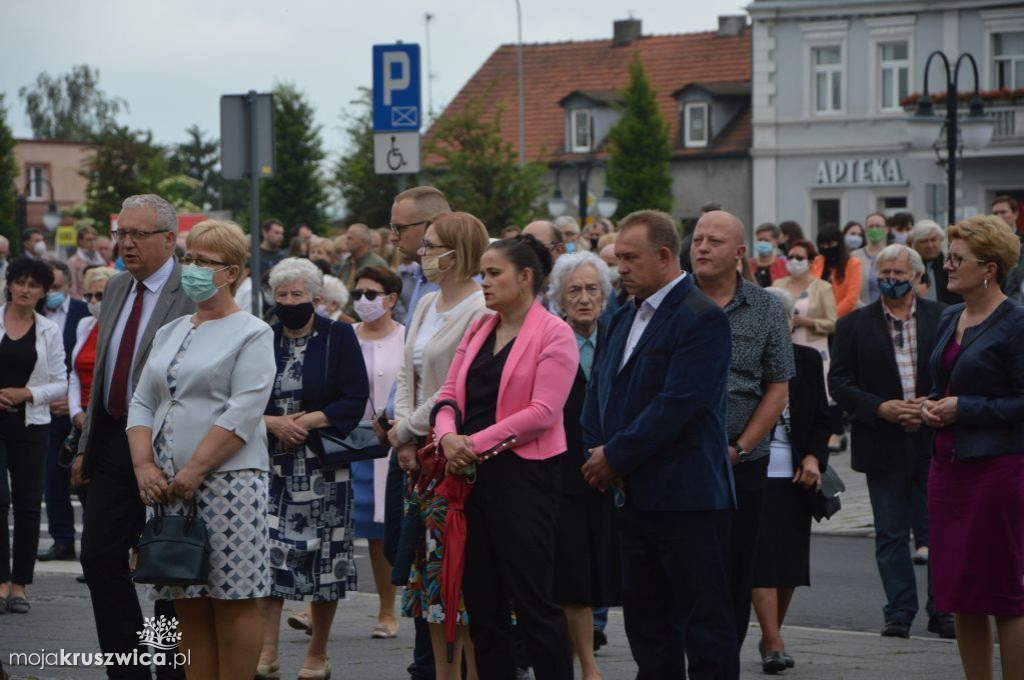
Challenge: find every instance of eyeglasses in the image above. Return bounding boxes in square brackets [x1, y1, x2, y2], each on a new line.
[83, 292, 104, 302]
[944, 252, 988, 270]
[788, 255, 808, 262]
[419, 239, 448, 252]
[352, 289, 387, 301]
[114, 229, 169, 242]
[389, 220, 427, 237]
[180, 256, 228, 268]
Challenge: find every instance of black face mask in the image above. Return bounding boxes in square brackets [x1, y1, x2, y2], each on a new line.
[820, 246, 840, 262]
[277, 302, 315, 330]
[590, 237, 600, 251]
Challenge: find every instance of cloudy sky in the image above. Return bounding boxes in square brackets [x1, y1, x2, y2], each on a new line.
[1, 0, 747, 157]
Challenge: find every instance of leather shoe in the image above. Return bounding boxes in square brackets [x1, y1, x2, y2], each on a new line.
[37, 544, 75, 561]
[783, 652, 795, 668]
[881, 620, 910, 638]
[592, 628, 607, 652]
[928, 614, 956, 639]
[762, 651, 787, 674]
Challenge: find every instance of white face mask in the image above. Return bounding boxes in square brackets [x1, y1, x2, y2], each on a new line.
[786, 258, 810, 277]
[893, 231, 909, 245]
[33, 241, 47, 256]
[88, 301, 102, 318]
[353, 295, 387, 323]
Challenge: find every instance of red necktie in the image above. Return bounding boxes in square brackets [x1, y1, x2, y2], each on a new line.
[107, 281, 145, 418]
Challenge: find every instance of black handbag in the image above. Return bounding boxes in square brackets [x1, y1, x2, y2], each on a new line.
[133, 502, 210, 586]
[319, 422, 390, 469]
[810, 465, 846, 522]
[58, 425, 82, 468]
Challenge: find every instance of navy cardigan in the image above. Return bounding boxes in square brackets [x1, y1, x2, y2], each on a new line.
[266, 314, 370, 458]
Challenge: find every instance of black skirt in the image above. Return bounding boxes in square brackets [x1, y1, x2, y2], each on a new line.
[552, 485, 622, 607]
[751, 478, 813, 588]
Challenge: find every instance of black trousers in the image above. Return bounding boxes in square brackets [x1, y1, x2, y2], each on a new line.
[44, 414, 76, 547]
[0, 421, 48, 584]
[730, 456, 769, 649]
[463, 453, 571, 680]
[620, 507, 738, 680]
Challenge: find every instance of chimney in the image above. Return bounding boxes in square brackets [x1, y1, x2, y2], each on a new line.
[613, 18, 642, 46]
[717, 15, 746, 37]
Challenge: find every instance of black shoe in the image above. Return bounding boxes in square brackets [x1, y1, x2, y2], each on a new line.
[593, 628, 607, 652]
[881, 620, 910, 638]
[75, 574, 87, 584]
[37, 544, 76, 561]
[762, 651, 787, 674]
[783, 652, 795, 668]
[928, 614, 956, 639]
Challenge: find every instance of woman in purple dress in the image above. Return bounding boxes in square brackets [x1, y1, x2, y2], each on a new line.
[921, 214, 1024, 680]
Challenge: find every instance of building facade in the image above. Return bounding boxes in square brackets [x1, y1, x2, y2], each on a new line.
[14, 139, 93, 231]
[749, 0, 1024, 236]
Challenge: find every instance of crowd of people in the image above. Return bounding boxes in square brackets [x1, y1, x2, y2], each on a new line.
[0, 188, 1022, 680]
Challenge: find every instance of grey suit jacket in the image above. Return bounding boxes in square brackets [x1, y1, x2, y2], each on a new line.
[78, 259, 195, 466]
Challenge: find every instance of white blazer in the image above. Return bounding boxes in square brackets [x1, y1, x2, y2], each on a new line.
[0, 304, 68, 425]
[68, 316, 99, 420]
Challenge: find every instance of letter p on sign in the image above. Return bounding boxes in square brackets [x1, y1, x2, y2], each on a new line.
[383, 52, 410, 105]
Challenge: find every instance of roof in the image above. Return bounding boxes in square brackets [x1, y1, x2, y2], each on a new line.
[673, 81, 751, 98]
[426, 26, 751, 164]
[559, 90, 623, 106]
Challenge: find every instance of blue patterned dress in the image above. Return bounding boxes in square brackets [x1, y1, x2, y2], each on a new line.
[149, 327, 272, 601]
[267, 334, 357, 601]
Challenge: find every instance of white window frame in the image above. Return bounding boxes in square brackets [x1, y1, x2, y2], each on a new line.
[569, 109, 592, 153]
[866, 16, 916, 116]
[806, 189, 845, 240]
[981, 9, 1024, 92]
[812, 46, 843, 114]
[683, 102, 709, 147]
[802, 21, 848, 119]
[875, 191, 912, 218]
[993, 30, 1024, 90]
[26, 166, 47, 201]
[879, 43, 910, 111]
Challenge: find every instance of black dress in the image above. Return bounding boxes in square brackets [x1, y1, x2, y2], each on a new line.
[552, 367, 622, 606]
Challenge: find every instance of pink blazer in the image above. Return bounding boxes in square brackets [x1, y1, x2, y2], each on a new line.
[434, 299, 579, 460]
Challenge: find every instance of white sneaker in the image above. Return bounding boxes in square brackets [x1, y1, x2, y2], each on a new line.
[913, 546, 929, 565]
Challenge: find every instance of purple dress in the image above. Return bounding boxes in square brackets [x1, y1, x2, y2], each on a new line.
[930, 336, 1024, 616]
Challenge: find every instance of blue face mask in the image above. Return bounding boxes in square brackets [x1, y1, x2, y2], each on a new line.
[754, 241, 774, 257]
[878, 277, 914, 300]
[181, 264, 229, 302]
[565, 242, 577, 254]
[46, 292, 65, 310]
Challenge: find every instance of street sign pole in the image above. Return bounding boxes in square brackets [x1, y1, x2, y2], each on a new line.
[373, 43, 422, 181]
[248, 90, 261, 317]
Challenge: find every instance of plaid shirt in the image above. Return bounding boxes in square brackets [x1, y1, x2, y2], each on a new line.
[882, 298, 917, 400]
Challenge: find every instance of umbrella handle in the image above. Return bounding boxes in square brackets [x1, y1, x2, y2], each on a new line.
[447, 642, 454, 664]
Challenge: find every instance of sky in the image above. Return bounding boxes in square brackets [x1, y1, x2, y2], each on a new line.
[1, 0, 748, 160]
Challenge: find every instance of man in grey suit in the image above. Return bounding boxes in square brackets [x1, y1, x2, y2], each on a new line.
[72, 194, 194, 679]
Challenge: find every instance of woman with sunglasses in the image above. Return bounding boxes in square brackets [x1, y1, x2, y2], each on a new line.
[67, 266, 117, 446]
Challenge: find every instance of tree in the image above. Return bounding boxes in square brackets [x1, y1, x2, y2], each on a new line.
[606, 53, 673, 218]
[333, 88, 402, 227]
[0, 95, 19, 247]
[424, 96, 545, 231]
[78, 125, 168, 227]
[18, 65, 127, 140]
[168, 125, 220, 210]
[262, 83, 328, 231]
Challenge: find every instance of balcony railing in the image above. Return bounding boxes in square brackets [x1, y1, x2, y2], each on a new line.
[990, 105, 1022, 141]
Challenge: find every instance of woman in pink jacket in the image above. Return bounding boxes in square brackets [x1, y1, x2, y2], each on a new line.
[436, 235, 578, 680]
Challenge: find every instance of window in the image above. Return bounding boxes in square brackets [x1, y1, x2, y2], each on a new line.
[993, 31, 1024, 89]
[878, 195, 908, 216]
[26, 166, 47, 201]
[880, 42, 909, 110]
[570, 109, 592, 153]
[814, 198, 840, 231]
[813, 46, 843, 113]
[684, 102, 709, 147]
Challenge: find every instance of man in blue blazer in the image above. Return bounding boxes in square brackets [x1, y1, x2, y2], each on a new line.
[38, 260, 90, 562]
[582, 210, 738, 679]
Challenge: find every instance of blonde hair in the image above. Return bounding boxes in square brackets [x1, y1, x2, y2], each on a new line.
[947, 215, 1021, 284]
[185, 220, 248, 293]
[429, 212, 490, 281]
[83, 266, 117, 290]
[308, 235, 336, 256]
[596, 232, 617, 251]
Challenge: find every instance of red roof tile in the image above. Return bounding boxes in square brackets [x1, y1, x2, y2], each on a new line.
[426, 27, 751, 164]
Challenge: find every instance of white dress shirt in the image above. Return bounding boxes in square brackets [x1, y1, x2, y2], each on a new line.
[620, 272, 687, 371]
[103, 256, 174, 412]
[46, 294, 69, 333]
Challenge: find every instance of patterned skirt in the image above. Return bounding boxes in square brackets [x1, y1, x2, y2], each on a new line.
[267, 444, 357, 601]
[400, 490, 469, 626]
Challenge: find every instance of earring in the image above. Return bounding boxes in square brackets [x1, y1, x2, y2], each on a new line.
[984, 278, 989, 289]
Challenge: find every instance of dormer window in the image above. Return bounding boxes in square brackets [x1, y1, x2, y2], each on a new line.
[684, 102, 709, 147]
[570, 109, 593, 153]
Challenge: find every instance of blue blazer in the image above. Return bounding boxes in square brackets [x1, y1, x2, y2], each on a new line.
[581, 274, 736, 512]
[61, 298, 90, 374]
[266, 314, 370, 458]
[926, 299, 1024, 461]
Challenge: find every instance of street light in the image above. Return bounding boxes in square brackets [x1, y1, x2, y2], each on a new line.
[906, 50, 995, 225]
[23, 174, 62, 231]
[547, 159, 618, 225]
[515, 0, 525, 167]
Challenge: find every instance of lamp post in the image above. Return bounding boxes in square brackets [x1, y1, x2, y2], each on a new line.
[515, 0, 525, 167]
[906, 50, 995, 225]
[547, 160, 618, 225]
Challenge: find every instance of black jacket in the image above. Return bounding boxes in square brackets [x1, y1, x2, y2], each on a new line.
[829, 298, 945, 474]
[787, 344, 832, 473]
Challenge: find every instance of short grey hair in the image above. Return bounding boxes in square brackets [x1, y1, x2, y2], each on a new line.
[320, 275, 350, 307]
[547, 251, 612, 316]
[120, 194, 178, 234]
[268, 257, 324, 298]
[876, 244, 926, 277]
[554, 216, 579, 236]
[907, 219, 944, 247]
[764, 287, 796, 319]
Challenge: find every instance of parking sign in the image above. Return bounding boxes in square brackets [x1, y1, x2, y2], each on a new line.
[373, 44, 421, 132]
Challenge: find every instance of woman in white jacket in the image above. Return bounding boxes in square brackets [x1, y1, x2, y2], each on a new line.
[68, 267, 118, 431]
[0, 256, 68, 614]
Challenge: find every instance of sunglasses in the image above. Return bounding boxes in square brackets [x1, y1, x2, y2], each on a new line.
[352, 290, 387, 301]
[788, 255, 808, 261]
[83, 292, 104, 302]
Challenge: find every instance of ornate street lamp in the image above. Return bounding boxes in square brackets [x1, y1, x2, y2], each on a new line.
[547, 160, 618, 224]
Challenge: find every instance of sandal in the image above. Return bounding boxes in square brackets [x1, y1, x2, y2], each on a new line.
[254, 658, 280, 680]
[287, 611, 313, 636]
[7, 596, 30, 614]
[371, 622, 398, 639]
[297, 660, 331, 679]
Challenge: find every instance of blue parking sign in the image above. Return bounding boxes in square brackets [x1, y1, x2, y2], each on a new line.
[373, 44, 421, 132]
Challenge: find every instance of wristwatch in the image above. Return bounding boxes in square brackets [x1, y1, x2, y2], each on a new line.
[734, 444, 753, 462]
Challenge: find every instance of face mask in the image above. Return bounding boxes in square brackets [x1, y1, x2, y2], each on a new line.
[88, 301, 102, 318]
[277, 302, 315, 330]
[820, 246, 840, 262]
[315, 304, 328, 317]
[421, 250, 455, 283]
[354, 295, 387, 323]
[878, 277, 914, 300]
[590, 237, 600, 251]
[181, 264, 229, 303]
[867, 227, 887, 244]
[565, 242, 577, 254]
[845, 234, 864, 251]
[46, 292, 65, 310]
[754, 241, 774, 257]
[33, 241, 47, 256]
[893, 231, 909, 245]
[786, 258, 810, 277]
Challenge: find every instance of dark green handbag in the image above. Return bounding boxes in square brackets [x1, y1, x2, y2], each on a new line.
[133, 501, 210, 586]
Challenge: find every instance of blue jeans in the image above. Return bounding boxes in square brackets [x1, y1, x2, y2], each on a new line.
[865, 450, 936, 626]
[44, 415, 76, 547]
[593, 607, 608, 632]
